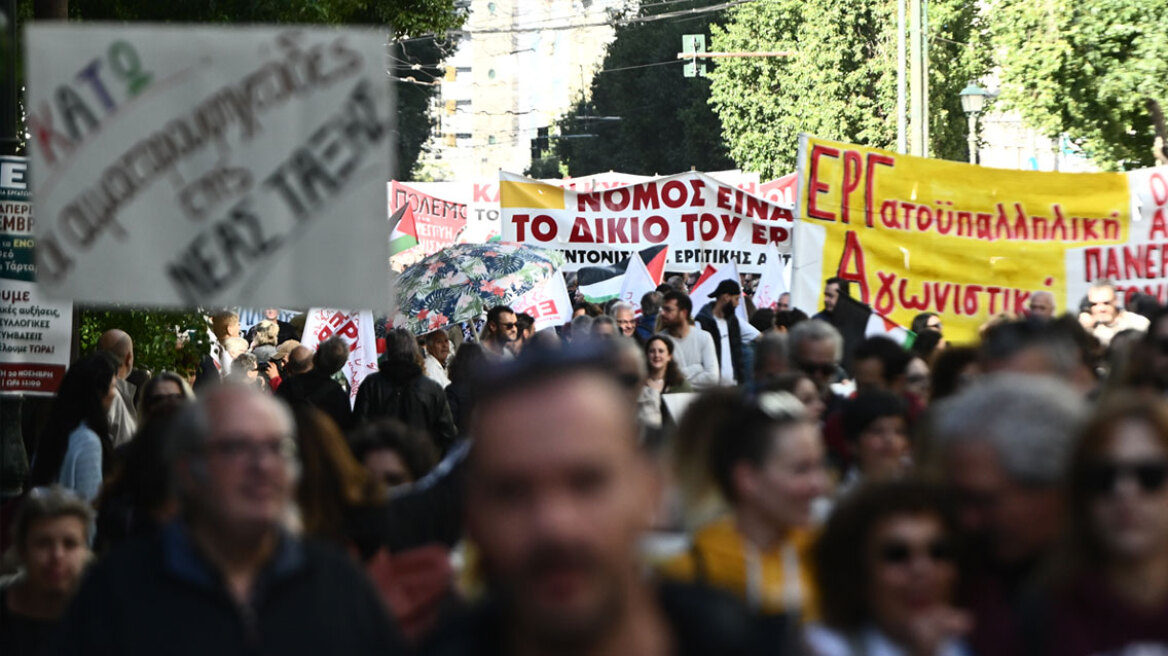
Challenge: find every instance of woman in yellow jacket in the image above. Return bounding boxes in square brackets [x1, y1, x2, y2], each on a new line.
[660, 391, 831, 620]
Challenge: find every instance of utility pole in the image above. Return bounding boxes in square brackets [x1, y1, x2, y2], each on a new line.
[896, 0, 907, 154]
[909, 0, 926, 157]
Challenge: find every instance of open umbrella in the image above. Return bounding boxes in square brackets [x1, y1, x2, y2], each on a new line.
[393, 243, 566, 335]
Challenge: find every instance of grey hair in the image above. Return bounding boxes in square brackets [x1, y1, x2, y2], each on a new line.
[593, 315, 619, 332]
[788, 319, 843, 362]
[1029, 290, 1054, 305]
[609, 302, 635, 318]
[167, 385, 300, 504]
[571, 314, 594, 335]
[930, 373, 1084, 485]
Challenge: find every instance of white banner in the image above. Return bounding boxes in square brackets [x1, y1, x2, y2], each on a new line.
[25, 25, 394, 309]
[299, 308, 379, 407]
[499, 171, 794, 274]
[511, 272, 573, 333]
[1, 156, 73, 396]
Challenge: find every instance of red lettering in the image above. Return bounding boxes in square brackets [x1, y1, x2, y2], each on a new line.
[864, 153, 895, 228]
[531, 215, 556, 241]
[662, 181, 687, 209]
[840, 150, 862, 225]
[1084, 248, 1101, 282]
[837, 230, 870, 304]
[644, 215, 668, 243]
[1150, 208, 1168, 240]
[807, 144, 839, 221]
[512, 214, 530, 241]
[569, 217, 595, 242]
[578, 192, 601, 212]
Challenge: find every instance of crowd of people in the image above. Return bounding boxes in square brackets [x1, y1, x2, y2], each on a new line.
[3, 278, 1168, 656]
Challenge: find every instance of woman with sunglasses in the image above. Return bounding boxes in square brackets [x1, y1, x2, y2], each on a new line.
[1046, 397, 1168, 655]
[808, 480, 970, 656]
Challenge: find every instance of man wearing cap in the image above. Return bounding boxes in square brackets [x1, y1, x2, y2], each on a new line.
[696, 280, 744, 385]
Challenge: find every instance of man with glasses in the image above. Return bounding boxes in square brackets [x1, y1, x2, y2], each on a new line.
[53, 385, 404, 655]
[609, 302, 639, 340]
[483, 305, 518, 359]
[1080, 279, 1149, 346]
[929, 374, 1083, 656]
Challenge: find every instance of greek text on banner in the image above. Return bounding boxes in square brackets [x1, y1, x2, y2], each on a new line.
[499, 171, 794, 275]
[790, 134, 1166, 344]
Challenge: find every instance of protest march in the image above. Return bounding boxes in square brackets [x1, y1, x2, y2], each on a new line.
[3, 10, 1168, 656]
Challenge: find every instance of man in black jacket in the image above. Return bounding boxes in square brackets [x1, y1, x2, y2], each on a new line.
[50, 384, 404, 656]
[354, 328, 457, 455]
[275, 336, 354, 432]
[421, 345, 778, 656]
[696, 279, 744, 385]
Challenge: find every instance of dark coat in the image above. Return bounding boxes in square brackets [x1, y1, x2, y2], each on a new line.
[276, 370, 354, 433]
[419, 580, 786, 656]
[353, 361, 457, 454]
[48, 523, 404, 656]
[696, 302, 744, 384]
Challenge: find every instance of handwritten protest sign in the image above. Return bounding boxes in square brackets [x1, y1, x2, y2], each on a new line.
[1, 156, 73, 395]
[25, 25, 393, 309]
[499, 171, 793, 274]
[791, 135, 1165, 343]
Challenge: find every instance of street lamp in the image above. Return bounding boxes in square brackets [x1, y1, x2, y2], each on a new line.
[960, 83, 989, 165]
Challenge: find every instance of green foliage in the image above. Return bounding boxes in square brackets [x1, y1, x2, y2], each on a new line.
[64, 0, 466, 181]
[553, 0, 736, 177]
[525, 156, 565, 179]
[78, 308, 211, 377]
[707, 0, 988, 178]
[990, 0, 1168, 170]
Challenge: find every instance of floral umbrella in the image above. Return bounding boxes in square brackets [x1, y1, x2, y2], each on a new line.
[393, 243, 565, 335]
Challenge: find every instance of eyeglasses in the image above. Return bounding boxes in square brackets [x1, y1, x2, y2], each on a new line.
[145, 392, 186, 407]
[498, 322, 517, 329]
[205, 436, 297, 463]
[1083, 460, 1168, 496]
[878, 539, 954, 565]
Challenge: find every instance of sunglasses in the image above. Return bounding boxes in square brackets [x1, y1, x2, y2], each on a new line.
[497, 322, 517, 329]
[800, 362, 837, 377]
[1083, 460, 1168, 496]
[878, 539, 954, 565]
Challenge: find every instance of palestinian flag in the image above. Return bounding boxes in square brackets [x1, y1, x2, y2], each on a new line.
[577, 246, 668, 303]
[389, 204, 419, 255]
[830, 295, 916, 373]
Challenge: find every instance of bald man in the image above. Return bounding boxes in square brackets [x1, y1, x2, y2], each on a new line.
[98, 329, 138, 446]
[1028, 291, 1055, 320]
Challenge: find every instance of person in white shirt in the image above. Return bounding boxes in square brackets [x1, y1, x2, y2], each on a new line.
[423, 329, 452, 388]
[657, 290, 718, 387]
[1079, 278, 1150, 346]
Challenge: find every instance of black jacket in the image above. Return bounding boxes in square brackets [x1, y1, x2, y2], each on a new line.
[419, 580, 786, 656]
[276, 370, 354, 433]
[353, 361, 457, 454]
[49, 523, 404, 656]
[696, 302, 744, 384]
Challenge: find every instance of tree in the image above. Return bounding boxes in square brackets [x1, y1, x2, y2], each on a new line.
[45, 0, 466, 180]
[990, 0, 1168, 170]
[78, 308, 211, 377]
[707, 0, 988, 179]
[553, 0, 736, 177]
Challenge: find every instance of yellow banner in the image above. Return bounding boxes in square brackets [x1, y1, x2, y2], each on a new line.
[791, 136, 1161, 344]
